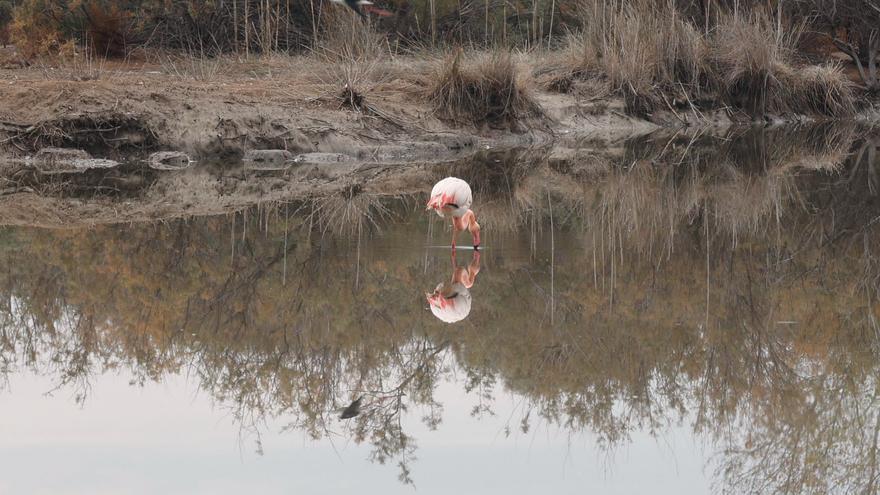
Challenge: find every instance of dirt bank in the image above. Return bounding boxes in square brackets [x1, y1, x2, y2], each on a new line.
[0, 56, 666, 159]
[0, 56, 868, 228]
[0, 56, 655, 226]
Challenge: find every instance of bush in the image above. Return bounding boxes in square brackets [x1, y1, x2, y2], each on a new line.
[565, 0, 709, 116]
[8, 0, 70, 58]
[558, 2, 855, 118]
[712, 13, 854, 117]
[428, 50, 539, 127]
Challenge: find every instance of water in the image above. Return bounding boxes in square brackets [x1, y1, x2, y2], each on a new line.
[1, 126, 880, 494]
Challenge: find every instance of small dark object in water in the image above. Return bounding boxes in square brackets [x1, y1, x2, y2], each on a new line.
[340, 397, 362, 419]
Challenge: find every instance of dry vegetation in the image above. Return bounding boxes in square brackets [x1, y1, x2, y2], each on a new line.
[548, 0, 857, 118]
[427, 50, 539, 126]
[0, 0, 874, 135]
[2, 128, 880, 490]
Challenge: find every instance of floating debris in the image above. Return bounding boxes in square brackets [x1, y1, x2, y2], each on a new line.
[148, 151, 193, 170]
[30, 148, 120, 174]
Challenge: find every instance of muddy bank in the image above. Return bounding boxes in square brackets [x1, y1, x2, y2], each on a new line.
[0, 60, 656, 226]
[0, 59, 875, 228]
[0, 125, 876, 229]
[0, 61, 664, 162]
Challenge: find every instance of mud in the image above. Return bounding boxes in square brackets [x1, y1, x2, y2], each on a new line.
[0, 58, 872, 228]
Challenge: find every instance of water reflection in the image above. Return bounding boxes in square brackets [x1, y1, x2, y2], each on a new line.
[426, 251, 481, 323]
[1, 125, 880, 492]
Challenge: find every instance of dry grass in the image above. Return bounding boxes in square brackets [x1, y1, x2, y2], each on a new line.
[159, 52, 232, 81]
[427, 50, 539, 126]
[314, 12, 389, 63]
[308, 14, 395, 114]
[554, 2, 855, 118]
[712, 14, 854, 117]
[711, 12, 798, 115]
[785, 65, 855, 117]
[560, 0, 709, 116]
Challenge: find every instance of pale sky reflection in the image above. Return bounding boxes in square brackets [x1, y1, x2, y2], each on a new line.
[0, 371, 708, 495]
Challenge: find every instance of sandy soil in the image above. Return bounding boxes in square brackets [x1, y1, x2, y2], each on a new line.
[0, 55, 667, 154]
[0, 55, 665, 226]
[0, 53, 780, 227]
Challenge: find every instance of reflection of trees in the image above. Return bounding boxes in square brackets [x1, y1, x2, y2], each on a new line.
[1, 126, 880, 490]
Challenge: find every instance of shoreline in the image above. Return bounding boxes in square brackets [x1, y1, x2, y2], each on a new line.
[0, 56, 876, 229]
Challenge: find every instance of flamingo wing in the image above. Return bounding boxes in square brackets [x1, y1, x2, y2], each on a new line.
[429, 177, 473, 212]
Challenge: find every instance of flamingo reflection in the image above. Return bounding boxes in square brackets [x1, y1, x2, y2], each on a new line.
[426, 250, 481, 323]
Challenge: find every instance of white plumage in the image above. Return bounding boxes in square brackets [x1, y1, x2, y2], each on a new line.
[428, 177, 473, 218]
[427, 176, 481, 249]
[428, 282, 472, 323]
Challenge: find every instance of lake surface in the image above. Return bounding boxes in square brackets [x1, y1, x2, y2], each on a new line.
[1, 125, 880, 494]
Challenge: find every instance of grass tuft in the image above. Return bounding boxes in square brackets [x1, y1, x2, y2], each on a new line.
[562, 0, 709, 117]
[428, 50, 539, 127]
[554, 2, 855, 119]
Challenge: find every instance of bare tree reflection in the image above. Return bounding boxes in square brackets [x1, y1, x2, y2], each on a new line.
[0, 126, 879, 490]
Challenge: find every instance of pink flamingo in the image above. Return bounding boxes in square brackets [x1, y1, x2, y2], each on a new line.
[426, 177, 481, 250]
[426, 250, 481, 323]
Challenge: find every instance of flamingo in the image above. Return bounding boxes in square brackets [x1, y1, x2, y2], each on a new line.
[330, 0, 393, 19]
[426, 250, 481, 323]
[426, 177, 481, 250]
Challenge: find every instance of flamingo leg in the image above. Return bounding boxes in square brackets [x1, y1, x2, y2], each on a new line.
[466, 211, 481, 248]
[451, 216, 465, 250]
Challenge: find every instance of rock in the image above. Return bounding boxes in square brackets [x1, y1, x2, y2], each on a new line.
[37, 158, 120, 174]
[36, 147, 91, 162]
[290, 153, 352, 164]
[243, 149, 293, 170]
[148, 151, 193, 170]
[31, 148, 119, 174]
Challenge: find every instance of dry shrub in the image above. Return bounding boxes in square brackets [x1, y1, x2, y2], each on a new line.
[160, 53, 231, 81]
[710, 12, 798, 114]
[712, 13, 854, 117]
[310, 12, 392, 114]
[428, 50, 539, 126]
[8, 0, 68, 58]
[314, 52, 388, 114]
[315, 11, 388, 63]
[558, 2, 855, 118]
[80, 2, 130, 57]
[784, 65, 855, 117]
[564, 0, 709, 116]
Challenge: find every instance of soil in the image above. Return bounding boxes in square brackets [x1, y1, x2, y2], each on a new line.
[0, 52, 857, 227]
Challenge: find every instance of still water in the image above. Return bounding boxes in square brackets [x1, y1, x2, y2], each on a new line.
[1, 126, 880, 494]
